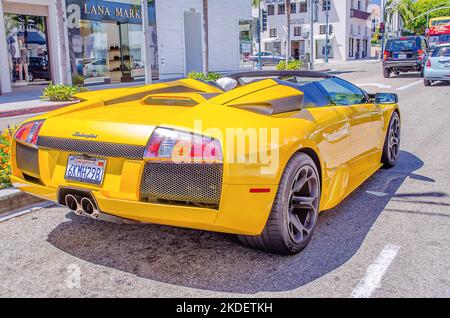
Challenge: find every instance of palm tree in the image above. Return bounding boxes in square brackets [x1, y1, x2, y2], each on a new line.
[385, 0, 415, 36]
[202, 0, 209, 76]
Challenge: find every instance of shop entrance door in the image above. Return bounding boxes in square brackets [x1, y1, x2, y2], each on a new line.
[183, 11, 203, 74]
[5, 13, 51, 86]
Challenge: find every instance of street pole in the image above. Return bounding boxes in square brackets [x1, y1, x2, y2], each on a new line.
[325, 9, 329, 63]
[141, 0, 152, 84]
[381, 0, 385, 61]
[309, 0, 314, 70]
[286, 0, 291, 64]
[258, 2, 262, 70]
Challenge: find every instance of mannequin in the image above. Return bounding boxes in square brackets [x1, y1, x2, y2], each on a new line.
[17, 34, 29, 83]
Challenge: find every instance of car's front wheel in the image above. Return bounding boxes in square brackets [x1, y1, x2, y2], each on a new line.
[237, 152, 320, 254]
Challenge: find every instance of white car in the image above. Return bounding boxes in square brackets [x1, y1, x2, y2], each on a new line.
[424, 44, 450, 86]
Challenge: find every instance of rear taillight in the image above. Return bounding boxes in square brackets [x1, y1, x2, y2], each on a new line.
[144, 127, 222, 163]
[426, 59, 432, 68]
[383, 50, 390, 61]
[418, 49, 424, 60]
[14, 120, 45, 148]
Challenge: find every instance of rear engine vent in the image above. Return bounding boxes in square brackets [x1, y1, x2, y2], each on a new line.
[140, 163, 223, 206]
[16, 143, 39, 176]
[142, 96, 198, 107]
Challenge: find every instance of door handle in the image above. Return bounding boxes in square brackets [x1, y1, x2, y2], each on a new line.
[322, 120, 351, 143]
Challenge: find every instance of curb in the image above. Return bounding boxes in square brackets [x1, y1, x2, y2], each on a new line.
[0, 101, 77, 119]
[0, 188, 45, 215]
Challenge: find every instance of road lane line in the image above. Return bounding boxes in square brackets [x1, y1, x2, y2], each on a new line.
[356, 83, 392, 89]
[350, 244, 401, 298]
[396, 80, 422, 91]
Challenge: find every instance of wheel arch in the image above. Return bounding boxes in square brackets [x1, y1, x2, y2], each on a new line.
[294, 147, 323, 187]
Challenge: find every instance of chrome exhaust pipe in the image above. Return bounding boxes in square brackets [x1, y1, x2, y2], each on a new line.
[80, 197, 100, 219]
[65, 194, 82, 215]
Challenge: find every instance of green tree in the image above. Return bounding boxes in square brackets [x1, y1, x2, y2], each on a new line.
[385, 0, 415, 35]
[406, 0, 450, 34]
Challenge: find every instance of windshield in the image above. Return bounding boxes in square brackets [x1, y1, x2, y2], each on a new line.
[387, 38, 420, 51]
[432, 46, 450, 57]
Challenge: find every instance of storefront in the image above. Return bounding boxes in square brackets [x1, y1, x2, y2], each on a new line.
[0, 0, 252, 94]
[66, 0, 158, 84]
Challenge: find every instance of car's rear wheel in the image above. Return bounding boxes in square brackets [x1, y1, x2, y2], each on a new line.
[424, 79, 431, 86]
[381, 112, 400, 168]
[383, 68, 390, 78]
[237, 152, 320, 254]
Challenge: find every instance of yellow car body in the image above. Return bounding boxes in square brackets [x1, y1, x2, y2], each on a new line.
[10, 72, 399, 239]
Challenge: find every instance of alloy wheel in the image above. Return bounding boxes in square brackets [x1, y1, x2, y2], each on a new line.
[388, 116, 400, 163]
[287, 165, 319, 244]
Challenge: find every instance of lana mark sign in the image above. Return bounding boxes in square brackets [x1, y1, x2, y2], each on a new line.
[66, 0, 143, 24]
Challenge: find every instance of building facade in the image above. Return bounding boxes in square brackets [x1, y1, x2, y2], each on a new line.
[259, 0, 372, 62]
[0, 0, 252, 94]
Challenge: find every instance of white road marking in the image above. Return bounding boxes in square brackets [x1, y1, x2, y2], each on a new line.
[0, 201, 54, 222]
[366, 190, 389, 197]
[350, 244, 401, 298]
[356, 83, 392, 89]
[396, 80, 422, 91]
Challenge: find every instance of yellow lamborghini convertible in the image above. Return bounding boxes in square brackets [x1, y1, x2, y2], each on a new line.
[10, 71, 400, 254]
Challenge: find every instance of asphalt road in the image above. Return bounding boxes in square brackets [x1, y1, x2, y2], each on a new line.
[0, 61, 449, 297]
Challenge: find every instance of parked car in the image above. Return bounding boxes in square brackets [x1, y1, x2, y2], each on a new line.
[424, 44, 450, 86]
[382, 36, 429, 78]
[11, 71, 400, 255]
[83, 58, 108, 78]
[13, 57, 50, 82]
[249, 51, 285, 65]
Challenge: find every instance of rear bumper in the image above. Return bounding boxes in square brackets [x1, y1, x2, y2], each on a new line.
[383, 60, 421, 69]
[424, 68, 450, 81]
[10, 174, 277, 235]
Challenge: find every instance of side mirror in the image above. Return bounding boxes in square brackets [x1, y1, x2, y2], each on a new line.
[375, 93, 398, 104]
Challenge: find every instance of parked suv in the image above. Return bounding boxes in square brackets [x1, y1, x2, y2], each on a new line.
[383, 36, 429, 78]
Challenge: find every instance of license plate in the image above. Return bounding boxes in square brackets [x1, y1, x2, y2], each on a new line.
[398, 54, 407, 59]
[65, 155, 106, 185]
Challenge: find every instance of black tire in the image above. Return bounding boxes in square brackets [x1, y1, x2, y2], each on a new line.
[381, 112, 400, 168]
[237, 152, 321, 255]
[28, 72, 34, 82]
[383, 68, 390, 78]
[424, 79, 431, 86]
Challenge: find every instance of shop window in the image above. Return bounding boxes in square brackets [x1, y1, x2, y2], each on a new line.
[319, 25, 327, 34]
[4, 13, 51, 85]
[66, 1, 159, 84]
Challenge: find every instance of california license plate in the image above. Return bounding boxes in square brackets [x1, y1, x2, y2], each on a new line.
[398, 54, 407, 59]
[65, 155, 106, 185]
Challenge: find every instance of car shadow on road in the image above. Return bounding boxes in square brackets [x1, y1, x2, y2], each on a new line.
[47, 151, 435, 294]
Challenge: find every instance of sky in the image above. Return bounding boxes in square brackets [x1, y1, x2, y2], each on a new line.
[372, 0, 381, 5]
